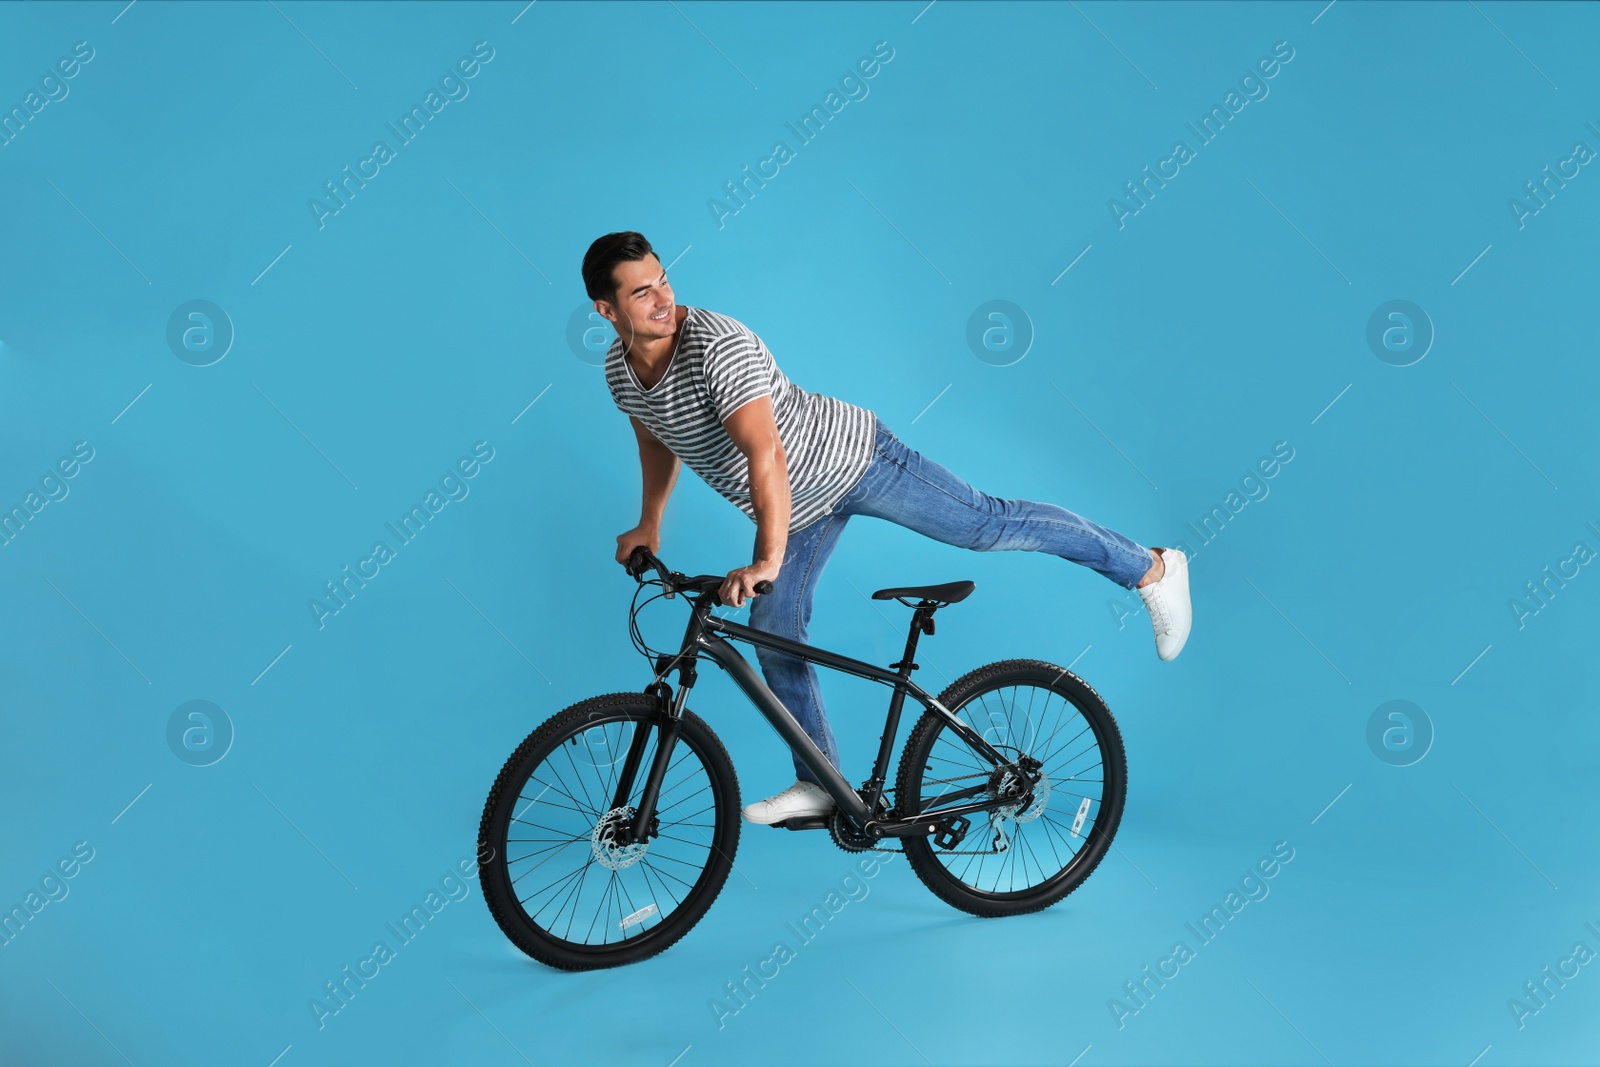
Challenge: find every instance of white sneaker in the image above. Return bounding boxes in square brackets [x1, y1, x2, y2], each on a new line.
[741, 781, 836, 825]
[1136, 548, 1192, 661]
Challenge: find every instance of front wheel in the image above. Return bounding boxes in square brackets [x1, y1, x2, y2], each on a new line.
[478, 693, 741, 969]
[895, 659, 1127, 917]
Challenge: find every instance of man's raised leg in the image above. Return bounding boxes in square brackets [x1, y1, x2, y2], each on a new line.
[842, 420, 1192, 659]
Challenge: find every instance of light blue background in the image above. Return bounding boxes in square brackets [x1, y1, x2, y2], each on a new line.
[2, 1, 1597, 1064]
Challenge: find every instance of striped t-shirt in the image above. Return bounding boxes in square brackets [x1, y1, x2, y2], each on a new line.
[604, 306, 875, 533]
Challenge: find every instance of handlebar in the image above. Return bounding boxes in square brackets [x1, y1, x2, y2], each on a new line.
[624, 545, 773, 606]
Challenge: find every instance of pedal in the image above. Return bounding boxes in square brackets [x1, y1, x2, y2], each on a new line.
[931, 815, 970, 849]
[772, 814, 830, 831]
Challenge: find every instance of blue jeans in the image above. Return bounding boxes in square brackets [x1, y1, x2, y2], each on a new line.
[748, 415, 1153, 785]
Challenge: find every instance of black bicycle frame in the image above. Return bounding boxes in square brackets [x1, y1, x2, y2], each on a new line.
[622, 588, 1019, 843]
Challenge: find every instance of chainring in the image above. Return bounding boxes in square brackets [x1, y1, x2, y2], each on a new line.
[828, 793, 890, 853]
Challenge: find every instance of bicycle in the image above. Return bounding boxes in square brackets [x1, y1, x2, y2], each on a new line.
[478, 546, 1128, 970]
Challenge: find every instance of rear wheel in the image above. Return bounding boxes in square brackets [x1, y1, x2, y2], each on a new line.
[478, 693, 740, 969]
[895, 659, 1126, 917]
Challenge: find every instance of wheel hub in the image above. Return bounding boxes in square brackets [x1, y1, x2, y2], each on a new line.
[990, 762, 1049, 823]
[591, 806, 650, 870]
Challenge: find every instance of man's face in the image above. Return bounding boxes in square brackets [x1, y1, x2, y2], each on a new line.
[597, 254, 675, 349]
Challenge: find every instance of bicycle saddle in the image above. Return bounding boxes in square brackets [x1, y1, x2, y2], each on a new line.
[871, 580, 975, 605]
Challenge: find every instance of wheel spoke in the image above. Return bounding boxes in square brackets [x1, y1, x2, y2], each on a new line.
[509, 840, 591, 887]
[601, 721, 629, 808]
[521, 863, 587, 912]
[655, 783, 710, 815]
[639, 858, 697, 892]
[561, 741, 604, 817]
[505, 838, 586, 865]
[525, 768, 602, 820]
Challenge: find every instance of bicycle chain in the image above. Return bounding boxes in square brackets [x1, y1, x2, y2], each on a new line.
[848, 773, 1025, 856]
[853, 833, 1014, 857]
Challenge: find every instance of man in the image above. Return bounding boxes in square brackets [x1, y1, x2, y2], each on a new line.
[584, 231, 1192, 827]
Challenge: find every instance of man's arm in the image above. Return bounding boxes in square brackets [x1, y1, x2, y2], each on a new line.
[718, 395, 788, 607]
[631, 414, 680, 530]
[616, 415, 680, 565]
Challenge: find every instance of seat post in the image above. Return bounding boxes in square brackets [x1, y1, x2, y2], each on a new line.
[890, 603, 932, 673]
[865, 603, 935, 816]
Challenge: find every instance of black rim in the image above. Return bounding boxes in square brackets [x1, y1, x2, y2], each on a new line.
[498, 714, 720, 949]
[915, 681, 1114, 897]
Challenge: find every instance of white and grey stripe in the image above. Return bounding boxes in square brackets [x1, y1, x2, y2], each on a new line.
[604, 305, 875, 533]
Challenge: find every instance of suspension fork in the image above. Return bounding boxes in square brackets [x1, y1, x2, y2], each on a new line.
[626, 722, 678, 845]
[622, 606, 709, 843]
[608, 695, 661, 812]
[617, 680, 694, 845]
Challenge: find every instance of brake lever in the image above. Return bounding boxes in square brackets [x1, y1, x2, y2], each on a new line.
[625, 547, 667, 588]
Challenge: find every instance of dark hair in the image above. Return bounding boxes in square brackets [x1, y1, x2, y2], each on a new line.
[582, 231, 656, 304]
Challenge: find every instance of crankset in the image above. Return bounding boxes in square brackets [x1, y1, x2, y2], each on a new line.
[828, 792, 892, 852]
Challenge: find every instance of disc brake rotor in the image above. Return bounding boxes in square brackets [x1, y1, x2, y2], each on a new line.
[591, 806, 649, 871]
[991, 766, 1050, 823]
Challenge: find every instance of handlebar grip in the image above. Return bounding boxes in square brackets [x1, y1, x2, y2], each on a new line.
[710, 578, 774, 608]
[624, 545, 654, 579]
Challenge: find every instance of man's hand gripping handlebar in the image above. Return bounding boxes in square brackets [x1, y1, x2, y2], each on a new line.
[623, 545, 774, 608]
